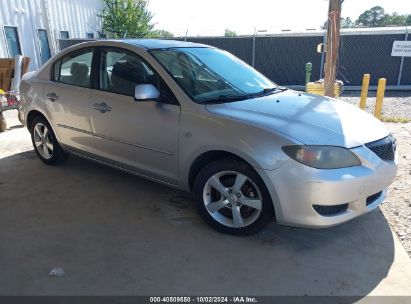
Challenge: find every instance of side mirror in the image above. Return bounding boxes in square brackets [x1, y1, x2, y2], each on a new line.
[134, 84, 160, 101]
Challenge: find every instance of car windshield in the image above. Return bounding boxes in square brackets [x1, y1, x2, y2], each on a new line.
[150, 47, 282, 103]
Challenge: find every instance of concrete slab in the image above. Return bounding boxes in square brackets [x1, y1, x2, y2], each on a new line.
[0, 110, 411, 297]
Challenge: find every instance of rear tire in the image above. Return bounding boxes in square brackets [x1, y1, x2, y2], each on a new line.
[193, 159, 274, 236]
[30, 116, 69, 165]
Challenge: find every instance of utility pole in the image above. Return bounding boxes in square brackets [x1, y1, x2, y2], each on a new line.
[323, 0, 342, 97]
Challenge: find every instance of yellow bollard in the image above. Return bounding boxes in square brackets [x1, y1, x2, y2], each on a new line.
[359, 74, 370, 110]
[374, 78, 386, 120]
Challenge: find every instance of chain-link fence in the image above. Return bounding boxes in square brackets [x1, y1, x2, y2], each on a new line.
[337, 33, 407, 87]
[58, 28, 410, 89]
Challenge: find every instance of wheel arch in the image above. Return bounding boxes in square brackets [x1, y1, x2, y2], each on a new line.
[188, 150, 258, 191]
[26, 110, 47, 131]
[186, 149, 284, 222]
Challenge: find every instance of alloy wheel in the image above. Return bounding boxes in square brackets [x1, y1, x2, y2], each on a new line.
[33, 123, 54, 159]
[202, 171, 262, 228]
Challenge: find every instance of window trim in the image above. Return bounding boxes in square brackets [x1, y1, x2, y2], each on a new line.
[3, 26, 23, 58]
[50, 47, 97, 89]
[94, 46, 179, 105]
[51, 58, 62, 82]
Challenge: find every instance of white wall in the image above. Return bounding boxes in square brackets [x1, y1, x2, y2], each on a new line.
[47, 0, 104, 54]
[0, 0, 103, 70]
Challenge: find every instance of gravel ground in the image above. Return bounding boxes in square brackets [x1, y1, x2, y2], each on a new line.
[338, 92, 411, 256]
[339, 91, 411, 120]
[382, 123, 411, 257]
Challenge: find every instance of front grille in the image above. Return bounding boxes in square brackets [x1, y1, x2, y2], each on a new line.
[313, 203, 348, 216]
[366, 191, 383, 206]
[365, 136, 396, 161]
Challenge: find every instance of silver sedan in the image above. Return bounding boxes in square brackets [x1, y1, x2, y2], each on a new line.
[19, 39, 398, 235]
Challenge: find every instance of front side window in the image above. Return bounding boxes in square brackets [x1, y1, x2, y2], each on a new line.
[54, 49, 93, 88]
[99, 49, 178, 104]
[38, 29, 51, 64]
[151, 47, 279, 103]
[4, 26, 22, 58]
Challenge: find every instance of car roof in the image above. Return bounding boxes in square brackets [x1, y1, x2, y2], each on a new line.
[112, 39, 210, 50]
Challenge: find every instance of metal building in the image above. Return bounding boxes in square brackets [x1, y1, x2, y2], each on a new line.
[0, 0, 103, 70]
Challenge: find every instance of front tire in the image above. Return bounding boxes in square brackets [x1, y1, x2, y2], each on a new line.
[193, 159, 274, 236]
[30, 116, 68, 165]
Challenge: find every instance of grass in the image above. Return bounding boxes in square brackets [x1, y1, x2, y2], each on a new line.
[381, 117, 411, 123]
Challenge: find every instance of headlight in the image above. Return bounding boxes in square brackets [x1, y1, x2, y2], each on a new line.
[281, 145, 361, 169]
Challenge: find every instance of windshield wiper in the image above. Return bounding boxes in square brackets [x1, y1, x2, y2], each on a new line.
[198, 94, 252, 104]
[254, 87, 287, 97]
[198, 87, 288, 104]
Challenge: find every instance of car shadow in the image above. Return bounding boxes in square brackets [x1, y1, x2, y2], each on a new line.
[7, 124, 24, 130]
[0, 151, 395, 297]
[0, 121, 24, 132]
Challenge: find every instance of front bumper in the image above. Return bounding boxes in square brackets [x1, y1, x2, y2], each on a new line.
[263, 145, 398, 228]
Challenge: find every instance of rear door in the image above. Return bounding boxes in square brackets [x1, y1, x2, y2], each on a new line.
[43, 48, 95, 151]
[90, 47, 181, 184]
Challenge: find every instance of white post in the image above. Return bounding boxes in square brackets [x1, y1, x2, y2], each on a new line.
[11, 55, 23, 91]
[397, 26, 408, 86]
[41, 0, 57, 56]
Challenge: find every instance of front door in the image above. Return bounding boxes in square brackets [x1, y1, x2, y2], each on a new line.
[44, 48, 95, 151]
[90, 48, 180, 184]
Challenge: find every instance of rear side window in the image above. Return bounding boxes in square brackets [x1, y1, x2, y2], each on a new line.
[52, 49, 94, 88]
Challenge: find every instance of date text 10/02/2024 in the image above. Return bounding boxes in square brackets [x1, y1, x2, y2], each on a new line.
[149, 297, 258, 303]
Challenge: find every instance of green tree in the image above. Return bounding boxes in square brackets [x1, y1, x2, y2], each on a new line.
[320, 17, 355, 30]
[321, 7, 410, 29]
[356, 6, 386, 27]
[341, 17, 355, 28]
[355, 7, 409, 27]
[100, 0, 154, 38]
[224, 29, 237, 37]
[150, 29, 174, 38]
[384, 13, 407, 26]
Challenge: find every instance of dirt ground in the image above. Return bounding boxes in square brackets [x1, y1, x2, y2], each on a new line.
[0, 109, 411, 296]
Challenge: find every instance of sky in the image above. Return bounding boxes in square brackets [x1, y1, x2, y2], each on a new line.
[147, 0, 411, 37]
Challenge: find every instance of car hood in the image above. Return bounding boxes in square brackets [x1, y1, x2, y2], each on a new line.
[205, 90, 389, 148]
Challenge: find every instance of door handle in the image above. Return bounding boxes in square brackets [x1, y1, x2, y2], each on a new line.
[93, 102, 112, 113]
[46, 92, 59, 102]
